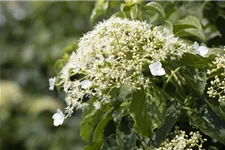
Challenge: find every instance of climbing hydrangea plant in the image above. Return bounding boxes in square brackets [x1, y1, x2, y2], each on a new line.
[50, 1, 225, 149]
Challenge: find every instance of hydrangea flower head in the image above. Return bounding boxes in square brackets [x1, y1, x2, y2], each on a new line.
[58, 17, 191, 117]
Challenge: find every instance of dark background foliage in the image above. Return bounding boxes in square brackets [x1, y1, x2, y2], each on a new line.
[0, 1, 94, 150]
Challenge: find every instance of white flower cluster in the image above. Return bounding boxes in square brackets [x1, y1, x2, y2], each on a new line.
[156, 127, 206, 150]
[53, 17, 192, 120]
[207, 51, 225, 102]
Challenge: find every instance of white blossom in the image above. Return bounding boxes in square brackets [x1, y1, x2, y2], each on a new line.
[57, 17, 191, 118]
[81, 80, 92, 89]
[93, 101, 101, 110]
[52, 109, 64, 126]
[193, 41, 208, 57]
[149, 61, 166, 76]
[49, 77, 56, 90]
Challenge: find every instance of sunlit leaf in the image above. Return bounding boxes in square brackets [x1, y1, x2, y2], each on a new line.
[175, 28, 206, 41]
[174, 16, 203, 31]
[145, 2, 166, 19]
[129, 87, 166, 138]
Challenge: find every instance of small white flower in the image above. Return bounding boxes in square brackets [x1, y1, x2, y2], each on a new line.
[81, 80, 92, 89]
[49, 77, 56, 90]
[93, 101, 101, 110]
[193, 41, 208, 57]
[52, 109, 64, 126]
[149, 61, 166, 76]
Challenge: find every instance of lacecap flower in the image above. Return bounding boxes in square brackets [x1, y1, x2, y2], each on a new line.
[52, 109, 64, 126]
[56, 17, 192, 118]
[193, 41, 208, 57]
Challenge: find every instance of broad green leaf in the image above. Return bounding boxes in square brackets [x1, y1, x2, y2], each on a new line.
[188, 106, 225, 145]
[130, 4, 139, 20]
[161, 20, 173, 33]
[145, 2, 166, 19]
[113, 12, 126, 18]
[118, 85, 133, 101]
[181, 67, 207, 95]
[178, 53, 214, 68]
[80, 104, 113, 145]
[174, 16, 202, 31]
[205, 97, 225, 121]
[94, 110, 113, 143]
[91, 0, 109, 25]
[120, 4, 132, 19]
[207, 48, 225, 56]
[150, 98, 181, 147]
[175, 28, 206, 41]
[84, 142, 103, 150]
[125, 0, 143, 5]
[129, 87, 166, 138]
[116, 129, 136, 149]
[130, 88, 150, 137]
[100, 134, 121, 150]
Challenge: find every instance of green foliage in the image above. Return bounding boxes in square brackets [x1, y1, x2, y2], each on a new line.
[150, 98, 181, 147]
[129, 87, 166, 138]
[77, 1, 225, 149]
[81, 104, 113, 146]
[188, 106, 225, 145]
[0, 1, 94, 150]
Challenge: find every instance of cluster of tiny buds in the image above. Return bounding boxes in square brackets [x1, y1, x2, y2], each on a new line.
[156, 127, 207, 150]
[50, 17, 195, 125]
[207, 52, 225, 102]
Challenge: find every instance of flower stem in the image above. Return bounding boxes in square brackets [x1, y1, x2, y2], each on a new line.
[163, 67, 181, 90]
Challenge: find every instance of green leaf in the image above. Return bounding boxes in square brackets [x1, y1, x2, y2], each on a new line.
[145, 2, 166, 19]
[188, 106, 225, 145]
[207, 48, 225, 56]
[90, 0, 109, 25]
[181, 67, 207, 95]
[130, 88, 150, 137]
[150, 98, 181, 147]
[116, 116, 136, 149]
[80, 104, 113, 145]
[84, 142, 103, 150]
[175, 28, 206, 41]
[205, 97, 225, 121]
[129, 87, 166, 138]
[120, 4, 132, 19]
[118, 85, 133, 101]
[100, 134, 121, 150]
[178, 53, 214, 68]
[174, 16, 203, 31]
[113, 12, 126, 18]
[130, 4, 139, 20]
[116, 129, 136, 149]
[161, 20, 173, 33]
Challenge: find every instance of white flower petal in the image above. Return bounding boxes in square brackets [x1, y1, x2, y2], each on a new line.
[93, 101, 101, 110]
[156, 67, 166, 76]
[149, 61, 162, 70]
[193, 42, 208, 57]
[52, 109, 64, 126]
[81, 80, 92, 89]
[49, 77, 56, 90]
[149, 61, 166, 76]
[193, 41, 199, 51]
[198, 46, 208, 57]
